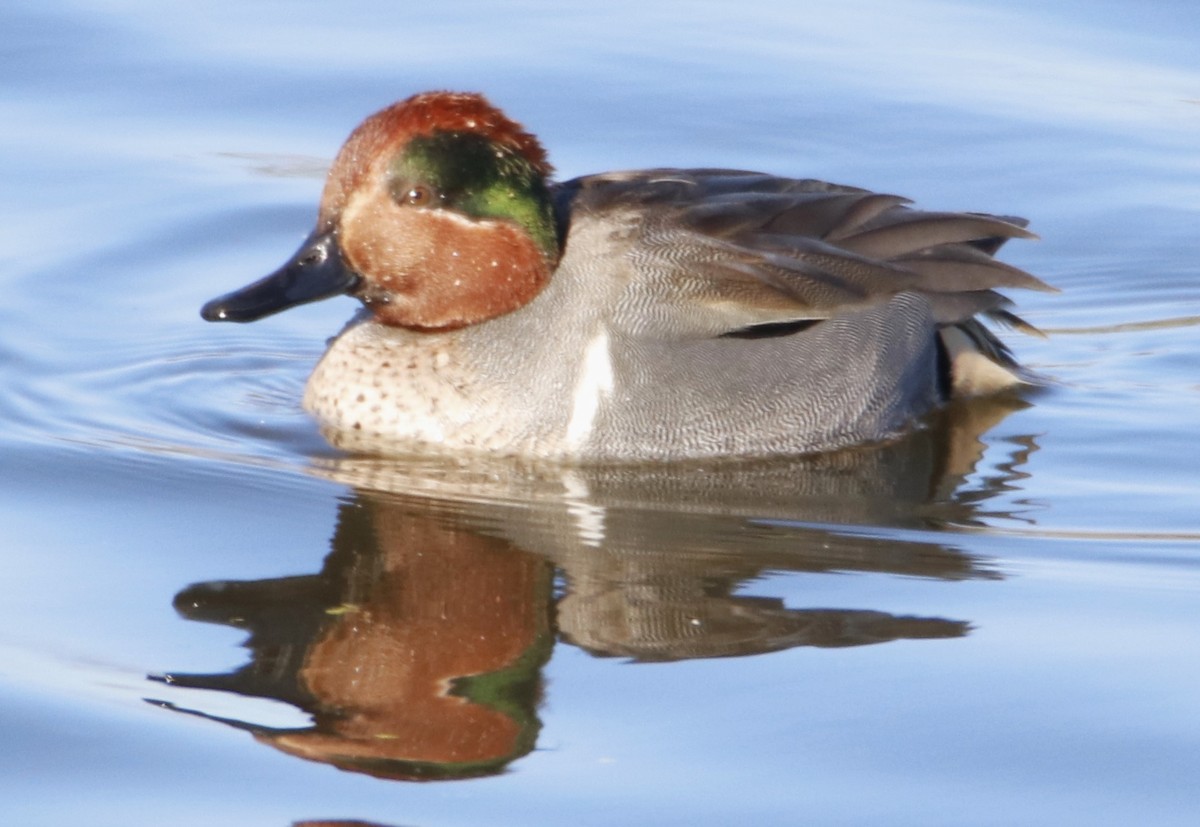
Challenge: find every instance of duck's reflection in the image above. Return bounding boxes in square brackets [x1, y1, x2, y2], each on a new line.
[153, 396, 1032, 780]
[160, 499, 554, 781]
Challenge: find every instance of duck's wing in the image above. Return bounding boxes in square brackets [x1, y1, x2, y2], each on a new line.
[555, 169, 1053, 341]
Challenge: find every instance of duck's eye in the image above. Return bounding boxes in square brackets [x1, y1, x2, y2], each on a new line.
[404, 185, 434, 206]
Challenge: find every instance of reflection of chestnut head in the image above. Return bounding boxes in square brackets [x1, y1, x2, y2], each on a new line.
[159, 497, 554, 781]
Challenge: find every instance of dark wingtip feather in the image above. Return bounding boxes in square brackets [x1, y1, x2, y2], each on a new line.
[986, 307, 1049, 338]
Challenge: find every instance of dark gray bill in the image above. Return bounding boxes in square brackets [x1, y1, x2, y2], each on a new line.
[200, 229, 359, 322]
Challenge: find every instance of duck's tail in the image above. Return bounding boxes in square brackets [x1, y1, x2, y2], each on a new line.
[939, 317, 1039, 397]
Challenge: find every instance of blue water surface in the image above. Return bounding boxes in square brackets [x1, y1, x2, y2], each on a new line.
[2, 1, 1198, 825]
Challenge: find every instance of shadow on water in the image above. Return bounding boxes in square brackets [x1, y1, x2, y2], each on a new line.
[147, 394, 1034, 782]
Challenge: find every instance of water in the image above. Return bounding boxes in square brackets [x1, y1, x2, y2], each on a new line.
[3, 1, 1199, 824]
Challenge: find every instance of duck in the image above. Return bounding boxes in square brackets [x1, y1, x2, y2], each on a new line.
[201, 91, 1053, 461]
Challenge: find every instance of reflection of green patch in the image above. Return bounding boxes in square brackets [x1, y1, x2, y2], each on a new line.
[334, 562, 556, 782]
[449, 606, 554, 735]
[391, 132, 558, 260]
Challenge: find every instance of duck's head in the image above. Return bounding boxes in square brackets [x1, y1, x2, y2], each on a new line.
[202, 91, 558, 330]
